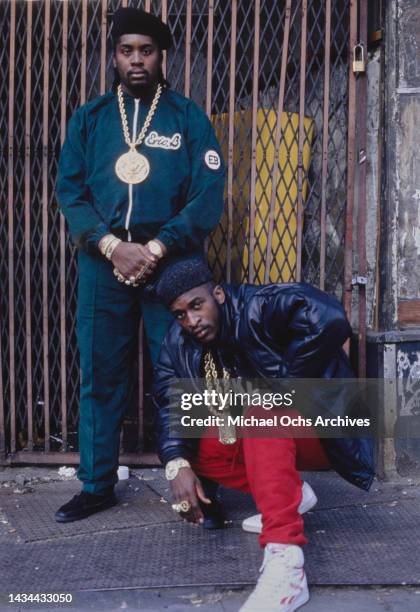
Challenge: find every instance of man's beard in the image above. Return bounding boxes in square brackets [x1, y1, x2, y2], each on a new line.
[112, 67, 165, 94]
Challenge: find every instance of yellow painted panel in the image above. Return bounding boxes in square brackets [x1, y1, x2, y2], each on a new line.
[209, 110, 314, 283]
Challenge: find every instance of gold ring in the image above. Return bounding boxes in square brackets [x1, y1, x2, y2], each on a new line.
[113, 268, 126, 284]
[134, 268, 145, 282]
[135, 263, 150, 284]
[171, 500, 191, 513]
[179, 500, 191, 512]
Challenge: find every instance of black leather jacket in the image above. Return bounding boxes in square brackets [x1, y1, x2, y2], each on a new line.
[153, 282, 374, 490]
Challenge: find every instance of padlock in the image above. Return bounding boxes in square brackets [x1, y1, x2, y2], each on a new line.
[353, 43, 366, 73]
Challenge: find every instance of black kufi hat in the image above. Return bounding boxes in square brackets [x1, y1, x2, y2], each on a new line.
[152, 255, 214, 307]
[112, 7, 172, 50]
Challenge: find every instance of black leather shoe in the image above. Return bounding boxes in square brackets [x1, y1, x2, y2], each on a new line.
[199, 478, 225, 529]
[55, 490, 117, 523]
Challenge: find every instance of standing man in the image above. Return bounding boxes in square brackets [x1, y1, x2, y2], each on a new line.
[153, 256, 374, 612]
[55, 8, 224, 522]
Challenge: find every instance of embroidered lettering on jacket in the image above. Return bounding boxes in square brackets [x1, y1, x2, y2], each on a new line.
[145, 131, 182, 150]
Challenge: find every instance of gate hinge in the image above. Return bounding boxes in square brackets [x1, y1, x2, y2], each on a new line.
[352, 275, 367, 287]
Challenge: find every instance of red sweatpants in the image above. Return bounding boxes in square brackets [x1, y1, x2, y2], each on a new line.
[191, 422, 330, 547]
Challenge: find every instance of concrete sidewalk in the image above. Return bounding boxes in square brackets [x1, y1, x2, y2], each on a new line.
[1, 466, 419, 611]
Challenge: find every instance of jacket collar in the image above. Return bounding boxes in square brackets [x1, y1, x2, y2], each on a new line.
[217, 293, 234, 347]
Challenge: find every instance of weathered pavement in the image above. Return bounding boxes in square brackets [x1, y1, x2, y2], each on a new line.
[0, 466, 419, 611]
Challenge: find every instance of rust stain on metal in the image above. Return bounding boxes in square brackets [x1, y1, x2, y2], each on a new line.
[25, 0, 34, 451]
[206, 0, 214, 117]
[343, 0, 358, 329]
[264, 0, 292, 284]
[60, 0, 69, 451]
[42, 0, 51, 450]
[320, 0, 332, 291]
[296, 0, 308, 282]
[248, 0, 261, 284]
[226, 0, 238, 282]
[7, 0, 17, 454]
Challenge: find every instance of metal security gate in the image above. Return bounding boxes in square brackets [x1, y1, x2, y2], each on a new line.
[0, 0, 367, 464]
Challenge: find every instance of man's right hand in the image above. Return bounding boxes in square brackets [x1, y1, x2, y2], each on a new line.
[170, 467, 211, 525]
[111, 242, 158, 281]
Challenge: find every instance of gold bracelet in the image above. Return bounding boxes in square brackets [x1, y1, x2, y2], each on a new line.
[99, 234, 122, 260]
[105, 238, 121, 260]
[99, 234, 115, 255]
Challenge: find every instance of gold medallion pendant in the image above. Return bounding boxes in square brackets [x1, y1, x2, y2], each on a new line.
[218, 418, 237, 445]
[115, 83, 162, 184]
[115, 150, 150, 184]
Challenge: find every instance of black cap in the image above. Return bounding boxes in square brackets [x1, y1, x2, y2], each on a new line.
[153, 255, 214, 307]
[112, 7, 172, 50]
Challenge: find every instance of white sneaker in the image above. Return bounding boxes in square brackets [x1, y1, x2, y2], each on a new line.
[242, 482, 317, 534]
[240, 543, 309, 612]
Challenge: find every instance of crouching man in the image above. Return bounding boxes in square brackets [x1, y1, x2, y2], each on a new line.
[152, 256, 374, 612]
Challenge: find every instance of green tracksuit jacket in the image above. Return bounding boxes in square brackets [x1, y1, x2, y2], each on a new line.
[57, 87, 225, 254]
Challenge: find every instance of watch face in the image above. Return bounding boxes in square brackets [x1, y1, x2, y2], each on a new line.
[148, 241, 162, 257]
[166, 465, 177, 480]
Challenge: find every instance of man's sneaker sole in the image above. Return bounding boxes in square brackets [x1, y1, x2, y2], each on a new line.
[241, 590, 309, 612]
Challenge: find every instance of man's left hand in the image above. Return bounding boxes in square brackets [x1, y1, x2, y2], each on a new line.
[170, 466, 211, 525]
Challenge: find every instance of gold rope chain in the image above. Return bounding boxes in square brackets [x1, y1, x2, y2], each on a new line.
[204, 351, 237, 444]
[117, 83, 162, 150]
[204, 351, 230, 418]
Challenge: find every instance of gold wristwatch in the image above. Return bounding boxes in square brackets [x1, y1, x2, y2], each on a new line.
[165, 458, 191, 480]
[147, 239, 164, 259]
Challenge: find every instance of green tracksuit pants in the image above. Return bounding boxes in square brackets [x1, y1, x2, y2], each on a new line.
[76, 251, 173, 494]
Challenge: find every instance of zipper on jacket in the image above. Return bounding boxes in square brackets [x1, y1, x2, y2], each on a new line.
[125, 98, 140, 241]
